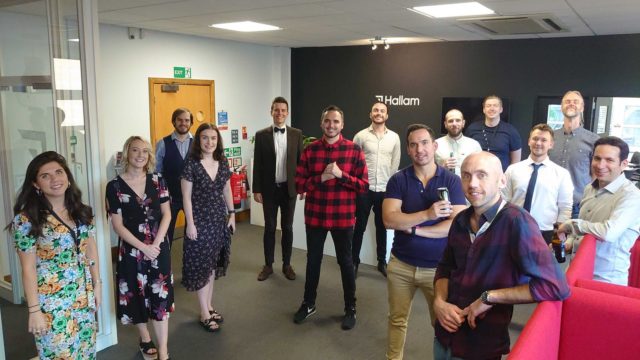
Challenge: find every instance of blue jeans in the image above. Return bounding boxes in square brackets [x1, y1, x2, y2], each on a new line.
[433, 338, 465, 360]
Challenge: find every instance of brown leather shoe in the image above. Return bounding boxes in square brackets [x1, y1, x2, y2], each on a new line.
[257, 265, 273, 281]
[282, 265, 296, 280]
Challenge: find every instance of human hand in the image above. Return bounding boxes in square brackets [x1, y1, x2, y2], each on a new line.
[321, 173, 335, 182]
[186, 223, 197, 240]
[94, 282, 102, 309]
[299, 193, 306, 200]
[142, 243, 160, 260]
[325, 162, 343, 178]
[445, 157, 457, 170]
[28, 310, 48, 336]
[254, 193, 263, 204]
[227, 215, 236, 234]
[464, 298, 492, 329]
[426, 200, 453, 220]
[434, 298, 466, 333]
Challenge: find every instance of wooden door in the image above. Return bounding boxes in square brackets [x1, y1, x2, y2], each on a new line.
[149, 78, 215, 228]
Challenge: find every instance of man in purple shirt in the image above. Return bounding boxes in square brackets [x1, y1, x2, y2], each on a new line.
[433, 152, 570, 360]
[383, 124, 467, 360]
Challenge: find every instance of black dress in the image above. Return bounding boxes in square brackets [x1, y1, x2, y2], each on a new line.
[180, 157, 232, 291]
[105, 173, 175, 324]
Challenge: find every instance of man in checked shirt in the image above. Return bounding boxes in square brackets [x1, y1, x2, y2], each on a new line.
[293, 105, 369, 330]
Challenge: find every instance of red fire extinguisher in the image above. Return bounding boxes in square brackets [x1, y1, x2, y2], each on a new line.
[230, 172, 242, 209]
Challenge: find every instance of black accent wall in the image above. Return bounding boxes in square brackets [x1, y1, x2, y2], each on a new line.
[291, 34, 640, 166]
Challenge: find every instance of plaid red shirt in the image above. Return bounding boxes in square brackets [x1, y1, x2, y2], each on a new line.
[295, 135, 368, 229]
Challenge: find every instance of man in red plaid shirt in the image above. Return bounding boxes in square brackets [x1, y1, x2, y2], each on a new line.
[293, 105, 369, 330]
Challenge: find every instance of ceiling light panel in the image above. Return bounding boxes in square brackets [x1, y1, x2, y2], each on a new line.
[210, 21, 280, 32]
[411, 2, 495, 18]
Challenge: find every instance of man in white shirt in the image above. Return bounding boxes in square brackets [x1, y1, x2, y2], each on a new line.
[503, 124, 573, 243]
[559, 136, 640, 285]
[352, 101, 401, 277]
[435, 109, 482, 176]
[253, 97, 304, 281]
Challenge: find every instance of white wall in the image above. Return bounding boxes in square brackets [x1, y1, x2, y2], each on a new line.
[98, 24, 290, 178]
[97, 25, 291, 245]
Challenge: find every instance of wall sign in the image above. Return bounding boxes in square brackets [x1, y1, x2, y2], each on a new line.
[173, 66, 191, 79]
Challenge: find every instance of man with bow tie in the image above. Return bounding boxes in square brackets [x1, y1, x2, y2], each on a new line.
[253, 97, 304, 281]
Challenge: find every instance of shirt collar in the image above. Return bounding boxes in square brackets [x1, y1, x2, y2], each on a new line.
[479, 197, 502, 224]
[367, 124, 388, 134]
[322, 134, 343, 148]
[171, 131, 193, 141]
[525, 156, 551, 166]
[592, 173, 628, 193]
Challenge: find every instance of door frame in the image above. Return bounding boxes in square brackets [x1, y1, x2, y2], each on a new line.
[148, 78, 215, 146]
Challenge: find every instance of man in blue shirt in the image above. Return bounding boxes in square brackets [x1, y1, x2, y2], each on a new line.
[383, 124, 467, 360]
[155, 108, 193, 243]
[465, 95, 522, 171]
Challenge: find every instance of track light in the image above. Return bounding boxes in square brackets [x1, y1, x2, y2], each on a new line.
[369, 36, 390, 51]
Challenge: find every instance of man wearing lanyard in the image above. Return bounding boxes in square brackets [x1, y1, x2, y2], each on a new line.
[465, 95, 522, 171]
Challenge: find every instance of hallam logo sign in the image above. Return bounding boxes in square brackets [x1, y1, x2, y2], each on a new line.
[376, 95, 421, 106]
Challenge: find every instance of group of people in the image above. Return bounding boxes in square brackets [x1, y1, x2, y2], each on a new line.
[8, 90, 640, 360]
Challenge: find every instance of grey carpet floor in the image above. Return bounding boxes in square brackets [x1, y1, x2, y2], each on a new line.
[2, 222, 534, 359]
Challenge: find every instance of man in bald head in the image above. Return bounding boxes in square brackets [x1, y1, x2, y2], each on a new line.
[433, 152, 569, 360]
[435, 109, 482, 176]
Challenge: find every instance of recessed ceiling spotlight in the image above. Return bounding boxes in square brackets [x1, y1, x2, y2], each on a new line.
[410, 2, 494, 18]
[210, 21, 280, 32]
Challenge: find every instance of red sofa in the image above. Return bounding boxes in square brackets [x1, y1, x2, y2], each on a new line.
[509, 234, 640, 360]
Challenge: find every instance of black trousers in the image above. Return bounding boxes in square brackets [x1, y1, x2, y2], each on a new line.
[168, 200, 183, 244]
[353, 190, 387, 264]
[303, 226, 356, 308]
[262, 185, 296, 266]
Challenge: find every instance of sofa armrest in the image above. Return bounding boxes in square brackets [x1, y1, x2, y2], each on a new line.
[508, 301, 562, 360]
[575, 278, 640, 300]
[566, 234, 597, 286]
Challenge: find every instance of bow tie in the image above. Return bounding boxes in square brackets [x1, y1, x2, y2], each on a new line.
[274, 127, 285, 134]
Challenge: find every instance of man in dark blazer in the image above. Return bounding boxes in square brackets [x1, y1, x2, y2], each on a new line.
[253, 96, 304, 281]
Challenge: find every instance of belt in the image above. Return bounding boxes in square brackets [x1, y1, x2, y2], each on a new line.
[275, 182, 287, 188]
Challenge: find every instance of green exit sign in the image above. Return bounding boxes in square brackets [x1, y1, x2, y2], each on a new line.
[173, 66, 191, 79]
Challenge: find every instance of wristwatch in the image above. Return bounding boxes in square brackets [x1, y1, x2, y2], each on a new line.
[480, 290, 495, 306]
[411, 226, 416, 236]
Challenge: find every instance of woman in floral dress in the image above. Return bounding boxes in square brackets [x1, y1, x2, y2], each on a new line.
[181, 123, 235, 332]
[106, 136, 174, 360]
[10, 151, 101, 359]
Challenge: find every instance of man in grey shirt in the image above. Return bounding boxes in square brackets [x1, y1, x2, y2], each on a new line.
[548, 90, 600, 218]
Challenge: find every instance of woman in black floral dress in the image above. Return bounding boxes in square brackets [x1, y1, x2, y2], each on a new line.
[181, 123, 234, 332]
[106, 136, 174, 360]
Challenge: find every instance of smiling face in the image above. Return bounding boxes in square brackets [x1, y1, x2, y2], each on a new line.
[483, 98, 503, 122]
[321, 110, 344, 141]
[199, 128, 218, 155]
[173, 111, 193, 135]
[33, 161, 69, 201]
[271, 101, 289, 127]
[407, 128, 437, 167]
[528, 129, 554, 160]
[460, 152, 505, 214]
[369, 102, 388, 125]
[444, 109, 465, 138]
[127, 139, 151, 171]
[592, 144, 627, 188]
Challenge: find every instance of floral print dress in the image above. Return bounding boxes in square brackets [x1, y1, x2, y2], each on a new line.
[180, 157, 232, 291]
[13, 213, 97, 359]
[105, 173, 174, 324]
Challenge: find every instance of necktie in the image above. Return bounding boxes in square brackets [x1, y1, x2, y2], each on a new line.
[274, 127, 285, 134]
[523, 163, 542, 212]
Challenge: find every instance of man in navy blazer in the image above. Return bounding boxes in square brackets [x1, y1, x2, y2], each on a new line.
[253, 97, 304, 281]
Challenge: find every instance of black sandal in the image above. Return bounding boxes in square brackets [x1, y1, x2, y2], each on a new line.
[209, 310, 224, 323]
[200, 317, 220, 332]
[139, 339, 158, 360]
